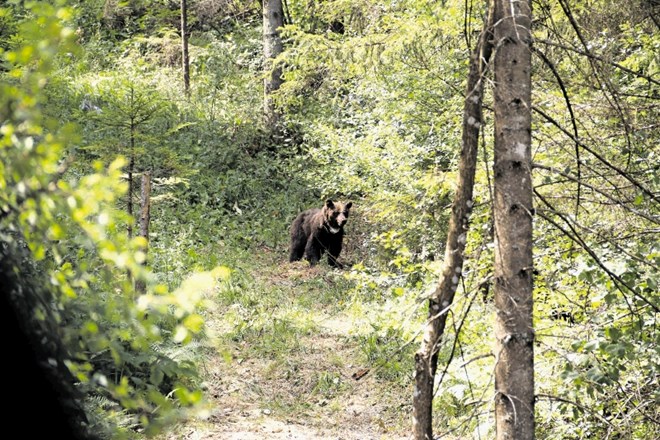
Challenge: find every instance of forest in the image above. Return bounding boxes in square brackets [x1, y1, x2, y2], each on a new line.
[1, 0, 658, 439]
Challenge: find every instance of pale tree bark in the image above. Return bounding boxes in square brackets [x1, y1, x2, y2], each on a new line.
[263, 0, 284, 128]
[181, 0, 190, 96]
[492, 0, 535, 439]
[139, 172, 151, 242]
[412, 4, 494, 439]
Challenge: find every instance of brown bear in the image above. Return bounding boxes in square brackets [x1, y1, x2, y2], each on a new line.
[289, 199, 353, 267]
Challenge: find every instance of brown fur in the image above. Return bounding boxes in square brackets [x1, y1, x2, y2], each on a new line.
[289, 200, 352, 267]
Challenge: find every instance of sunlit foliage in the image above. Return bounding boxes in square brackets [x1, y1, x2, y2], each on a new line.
[0, 2, 227, 437]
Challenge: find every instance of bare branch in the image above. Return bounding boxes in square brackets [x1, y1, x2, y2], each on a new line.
[435, 282, 482, 393]
[533, 163, 660, 225]
[556, 0, 634, 160]
[532, 106, 660, 204]
[533, 47, 581, 218]
[537, 393, 622, 434]
[536, 39, 660, 88]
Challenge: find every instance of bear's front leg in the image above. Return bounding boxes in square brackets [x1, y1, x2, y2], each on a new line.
[304, 236, 322, 266]
[327, 239, 343, 268]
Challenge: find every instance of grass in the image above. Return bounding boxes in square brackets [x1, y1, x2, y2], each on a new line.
[158, 243, 416, 439]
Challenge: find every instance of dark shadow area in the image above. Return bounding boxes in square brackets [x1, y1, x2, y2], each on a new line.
[1, 241, 96, 439]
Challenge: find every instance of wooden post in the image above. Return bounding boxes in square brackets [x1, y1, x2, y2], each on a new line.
[135, 171, 151, 294]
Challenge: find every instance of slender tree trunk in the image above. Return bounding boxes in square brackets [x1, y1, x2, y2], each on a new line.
[282, 0, 292, 25]
[263, 0, 284, 128]
[135, 172, 151, 294]
[181, 0, 190, 96]
[492, 0, 535, 439]
[127, 118, 135, 239]
[412, 5, 494, 439]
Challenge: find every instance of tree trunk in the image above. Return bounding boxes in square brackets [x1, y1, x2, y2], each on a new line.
[492, 0, 535, 439]
[263, 0, 284, 129]
[181, 0, 190, 96]
[135, 171, 151, 294]
[127, 117, 135, 239]
[411, 5, 494, 439]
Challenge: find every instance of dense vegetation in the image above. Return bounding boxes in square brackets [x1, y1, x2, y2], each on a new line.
[1, 0, 658, 438]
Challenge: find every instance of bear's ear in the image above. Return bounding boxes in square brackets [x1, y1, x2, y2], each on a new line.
[325, 199, 335, 209]
[345, 201, 353, 210]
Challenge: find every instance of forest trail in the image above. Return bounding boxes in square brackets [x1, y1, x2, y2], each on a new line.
[164, 249, 410, 440]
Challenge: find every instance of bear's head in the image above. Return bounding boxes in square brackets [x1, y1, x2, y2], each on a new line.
[322, 199, 352, 234]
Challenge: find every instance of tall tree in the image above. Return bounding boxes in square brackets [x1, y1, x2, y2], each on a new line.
[181, 0, 190, 96]
[491, 0, 535, 438]
[412, 4, 494, 439]
[263, 0, 284, 129]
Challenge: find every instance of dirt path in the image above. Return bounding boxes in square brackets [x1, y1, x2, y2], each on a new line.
[194, 318, 409, 439]
[163, 254, 411, 439]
